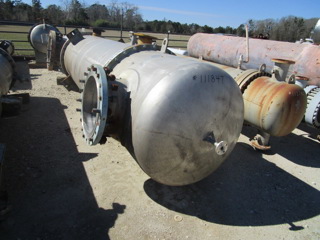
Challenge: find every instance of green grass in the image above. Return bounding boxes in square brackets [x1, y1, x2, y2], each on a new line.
[0, 25, 33, 56]
[0, 24, 190, 56]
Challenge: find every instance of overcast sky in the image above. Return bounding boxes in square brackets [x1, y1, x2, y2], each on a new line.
[23, 0, 320, 28]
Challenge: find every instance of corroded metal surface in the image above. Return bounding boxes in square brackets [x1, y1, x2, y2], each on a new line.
[243, 77, 307, 136]
[251, 132, 271, 150]
[196, 60, 307, 137]
[187, 33, 320, 86]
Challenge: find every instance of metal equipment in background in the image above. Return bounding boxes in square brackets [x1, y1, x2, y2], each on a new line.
[187, 33, 320, 86]
[47, 29, 67, 71]
[187, 33, 320, 139]
[0, 42, 16, 116]
[196, 58, 307, 150]
[28, 23, 61, 64]
[310, 19, 320, 44]
[0, 40, 14, 56]
[0, 41, 30, 117]
[302, 85, 320, 129]
[59, 29, 244, 186]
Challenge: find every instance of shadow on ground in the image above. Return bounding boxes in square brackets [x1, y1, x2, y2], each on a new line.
[11, 61, 34, 91]
[0, 96, 124, 240]
[144, 141, 320, 227]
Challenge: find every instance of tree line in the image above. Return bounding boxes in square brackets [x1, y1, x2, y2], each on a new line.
[247, 17, 319, 42]
[0, 0, 318, 42]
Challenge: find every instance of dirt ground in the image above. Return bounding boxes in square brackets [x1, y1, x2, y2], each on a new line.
[0, 67, 319, 240]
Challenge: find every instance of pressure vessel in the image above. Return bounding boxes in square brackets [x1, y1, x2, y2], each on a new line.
[61, 30, 244, 186]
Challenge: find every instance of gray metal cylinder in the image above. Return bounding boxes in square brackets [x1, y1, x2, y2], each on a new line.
[28, 24, 61, 53]
[0, 40, 14, 56]
[0, 48, 14, 96]
[61, 35, 130, 87]
[62, 32, 244, 186]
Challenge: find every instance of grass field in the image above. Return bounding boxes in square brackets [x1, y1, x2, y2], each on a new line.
[0, 24, 190, 56]
[0, 25, 33, 56]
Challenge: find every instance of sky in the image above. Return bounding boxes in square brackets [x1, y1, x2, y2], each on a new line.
[23, 0, 320, 28]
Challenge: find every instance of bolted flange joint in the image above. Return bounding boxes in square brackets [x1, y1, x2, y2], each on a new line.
[81, 64, 109, 145]
[203, 131, 228, 155]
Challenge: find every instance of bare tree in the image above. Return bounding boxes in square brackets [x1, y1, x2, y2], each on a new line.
[32, 0, 42, 21]
[43, 4, 64, 24]
[120, 2, 142, 29]
[86, 3, 108, 22]
[246, 16, 315, 42]
[14, 2, 33, 21]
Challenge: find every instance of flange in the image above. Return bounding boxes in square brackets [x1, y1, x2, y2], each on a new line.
[81, 64, 108, 145]
[234, 69, 271, 93]
[305, 86, 320, 128]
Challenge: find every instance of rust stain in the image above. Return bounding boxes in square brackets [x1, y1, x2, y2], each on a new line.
[243, 77, 306, 136]
[188, 34, 320, 86]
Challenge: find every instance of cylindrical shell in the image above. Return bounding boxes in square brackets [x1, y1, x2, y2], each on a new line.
[0, 40, 14, 55]
[193, 59, 307, 136]
[61, 36, 130, 88]
[187, 33, 320, 86]
[0, 48, 14, 96]
[243, 77, 307, 136]
[65, 35, 244, 185]
[111, 51, 244, 185]
[28, 24, 61, 53]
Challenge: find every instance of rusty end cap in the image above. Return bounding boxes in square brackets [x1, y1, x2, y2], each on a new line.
[238, 71, 271, 93]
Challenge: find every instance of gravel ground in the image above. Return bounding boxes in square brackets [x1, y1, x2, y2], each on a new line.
[0, 68, 319, 240]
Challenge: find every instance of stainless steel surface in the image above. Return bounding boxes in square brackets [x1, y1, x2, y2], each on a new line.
[110, 51, 244, 186]
[28, 24, 61, 53]
[0, 40, 14, 56]
[62, 33, 244, 186]
[81, 64, 109, 145]
[0, 48, 14, 96]
[61, 35, 130, 88]
[313, 19, 320, 44]
[167, 47, 188, 56]
[304, 85, 320, 128]
[187, 33, 320, 86]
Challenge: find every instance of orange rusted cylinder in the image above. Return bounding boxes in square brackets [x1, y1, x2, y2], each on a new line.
[243, 77, 307, 136]
[187, 33, 320, 86]
[196, 60, 308, 136]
